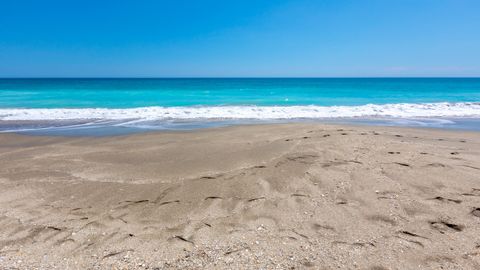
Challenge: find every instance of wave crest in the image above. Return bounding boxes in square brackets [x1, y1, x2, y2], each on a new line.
[1, 102, 480, 121]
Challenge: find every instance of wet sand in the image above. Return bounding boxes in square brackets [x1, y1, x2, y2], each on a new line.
[0, 123, 479, 269]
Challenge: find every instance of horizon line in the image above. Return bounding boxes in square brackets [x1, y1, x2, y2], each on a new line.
[1, 76, 480, 79]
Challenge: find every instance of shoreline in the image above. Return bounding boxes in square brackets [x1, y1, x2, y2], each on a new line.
[1, 123, 480, 269]
[2, 116, 480, 137]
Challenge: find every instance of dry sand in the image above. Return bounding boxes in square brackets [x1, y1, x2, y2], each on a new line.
[0, 123, 479, 269]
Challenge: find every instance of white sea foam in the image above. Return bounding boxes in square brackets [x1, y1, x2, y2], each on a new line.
[1, 102, 480, 121]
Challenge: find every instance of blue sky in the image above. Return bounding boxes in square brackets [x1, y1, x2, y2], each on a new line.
[0, 0, 479, 77]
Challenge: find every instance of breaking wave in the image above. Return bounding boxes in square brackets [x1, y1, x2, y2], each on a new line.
[1, 102, 480, 121]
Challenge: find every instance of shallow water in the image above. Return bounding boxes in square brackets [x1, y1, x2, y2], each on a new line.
[1, 78, 479, 135]
[0, 117, 477, 137]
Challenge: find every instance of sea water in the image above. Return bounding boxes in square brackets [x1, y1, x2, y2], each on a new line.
[1, 78, 479, 135]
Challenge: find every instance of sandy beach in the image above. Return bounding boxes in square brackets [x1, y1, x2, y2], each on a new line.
[0, 123, 479, 269]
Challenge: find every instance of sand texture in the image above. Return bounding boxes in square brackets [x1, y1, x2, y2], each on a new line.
[0, 124, 480, 269]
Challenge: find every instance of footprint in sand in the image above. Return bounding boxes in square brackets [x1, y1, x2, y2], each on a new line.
[399, 230, 429, 240]
[394, 162, 410, 167]
[429, 196, 462, 204]
[366, 214, 397, 226]
[204, 196, 223, 200]
[158, 200, 180, 206]
[461, 188, 480, 197]
[471, 208, 480, 218]
[172, 235, 194, 244]
[311, 223, 335, 232]
[429, 220, 464, 233]
[247, 197, 266, 202]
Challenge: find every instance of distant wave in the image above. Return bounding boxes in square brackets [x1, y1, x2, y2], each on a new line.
[1, 102, 480, 121]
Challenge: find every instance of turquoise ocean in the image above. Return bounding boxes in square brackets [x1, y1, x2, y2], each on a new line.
[1, 78, 480, 135]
